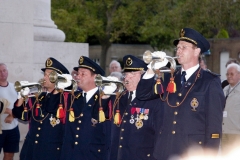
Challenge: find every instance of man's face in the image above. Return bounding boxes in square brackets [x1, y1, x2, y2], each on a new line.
[0, 64, 8, 82]
[123, 71, 142, 91]
[43, 69, 56, 91]
[226, 67, 240, 86]
[77, 68, 96, 91]
[176, 41, 199, 66]
[109, 63, 121, 73]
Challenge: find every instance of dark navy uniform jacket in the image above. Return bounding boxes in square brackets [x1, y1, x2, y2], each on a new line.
[109, 90, 163, 160]
[12, 92, 65, 160]
[136, 68, 225, 160]
[60, 90, 110, 160]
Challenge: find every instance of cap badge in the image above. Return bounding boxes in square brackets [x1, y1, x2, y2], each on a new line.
[126, 57, 133, 66]
[46, 58, 53, 67]
[190, 98, 199, 111]
[79, 56, 84, 64]
[180, 29, 185, 37]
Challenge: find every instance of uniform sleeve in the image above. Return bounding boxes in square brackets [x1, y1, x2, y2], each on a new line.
[205, 76, 225, 150]
[136, 76, 160, 101]
[12, 98, 32, 121]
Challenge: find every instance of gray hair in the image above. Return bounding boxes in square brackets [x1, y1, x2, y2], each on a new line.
[227, 63, 240, 72]
[109, 60, 121, 67]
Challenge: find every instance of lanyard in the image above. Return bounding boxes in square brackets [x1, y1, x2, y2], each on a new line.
[226, 81, 240, 100]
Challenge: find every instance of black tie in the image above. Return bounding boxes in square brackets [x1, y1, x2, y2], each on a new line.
[181, 71, 186, 85]
[84, 93, 87, 104]
[128, 91, 133, 105]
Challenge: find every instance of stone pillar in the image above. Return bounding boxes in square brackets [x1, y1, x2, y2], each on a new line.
[33, 0, 65, 42]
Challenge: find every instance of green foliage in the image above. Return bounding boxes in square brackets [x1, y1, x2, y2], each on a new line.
[216, 29, 229, 38]
[52, 0, 240, 69]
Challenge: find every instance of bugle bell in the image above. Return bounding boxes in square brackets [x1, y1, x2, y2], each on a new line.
[49, 71, 67, 83]
[95, 75, 124, 95]
[61, 80, 78, 92]
[143, 50, 177, 72]
[49, 71, 76, 91]
[14, 81, 42, 97]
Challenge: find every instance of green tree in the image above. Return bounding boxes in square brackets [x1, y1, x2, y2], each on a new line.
[52, 0, 138, 70]
[52, 0, 240, 70]
[52, 0, 177, 70]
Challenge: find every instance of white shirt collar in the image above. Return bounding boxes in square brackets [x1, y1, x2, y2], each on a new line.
[129, 90, 136, 101]
[181, 64, 199, 81]
[83, 87, 98, 103]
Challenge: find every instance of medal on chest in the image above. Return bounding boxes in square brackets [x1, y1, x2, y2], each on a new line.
[135, 119, 143, 129]
[190, 98, 199, 111]
[129, 108, 136, 124]
[128, 107, 150, 129]
[144, 109, 149, 120]
[49, 114, 60, 127]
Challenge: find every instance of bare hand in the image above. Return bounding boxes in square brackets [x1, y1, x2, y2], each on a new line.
[4, 114, 14, 123]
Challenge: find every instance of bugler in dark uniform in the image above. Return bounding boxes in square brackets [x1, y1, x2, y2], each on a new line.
[12, 57, 70, 160]
[109, 55, 164, 160]
[60, 56, 110, 160]
[136, 28, 225, 160]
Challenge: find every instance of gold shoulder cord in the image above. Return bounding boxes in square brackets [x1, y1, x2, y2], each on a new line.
[68, 92, 83, 119]
[111, 90, 130, 127]
[31, 95, 49, 123]
[159, 68, 202, 108]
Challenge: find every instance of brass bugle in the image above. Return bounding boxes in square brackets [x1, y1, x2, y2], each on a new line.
[14, 81, 42, 97]
[143, 50, 179, 63]
[49, 71, 67, 83]
[143, 50, 178, 72]
[59, 80, 78, 92]
[95, 74, 124, 95]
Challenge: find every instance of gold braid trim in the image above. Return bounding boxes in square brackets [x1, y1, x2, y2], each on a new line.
[79, 65, 96, 71]
[123, 67, 144, 71]
[179, 37, 197, 45]
[44, 67, 63, 74]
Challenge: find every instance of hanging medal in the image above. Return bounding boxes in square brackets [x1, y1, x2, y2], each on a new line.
[139, 108, 145, 120]
[135, 108, 141, 121]
[129, 107, 136, 124]
[49, 114, 60, 127]
[144, 109, 149, 120]
[135, 108, 143, 129]
[135, 119, 143, 129]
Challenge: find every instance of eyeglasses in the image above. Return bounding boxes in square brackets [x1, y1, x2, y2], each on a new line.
[122, 72, 141, 78]
[174, 45, 195, 52]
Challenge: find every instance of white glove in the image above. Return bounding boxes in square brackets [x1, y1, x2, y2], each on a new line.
[62, 74, 73, 81]
[18, 87, 30, 98]
[152, 51, 166, 59]
[57, 74, 72, 90]
[102, 83, 117, 95]
[106, 76, 119, 82]
[147, 51, 168, 70]
[17, 92, 22, 99]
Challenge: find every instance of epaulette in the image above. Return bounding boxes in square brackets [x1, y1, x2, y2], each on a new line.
[39, 96, 44, 101]
[75, 93, 81, 99]
[205, 69, 220, 77]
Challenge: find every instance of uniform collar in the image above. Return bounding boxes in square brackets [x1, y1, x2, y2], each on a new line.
[181, 64, 199, 81]
[83, 87, 98, 103]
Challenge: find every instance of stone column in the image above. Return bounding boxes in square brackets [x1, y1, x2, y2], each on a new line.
[33, 0, 65, 42]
